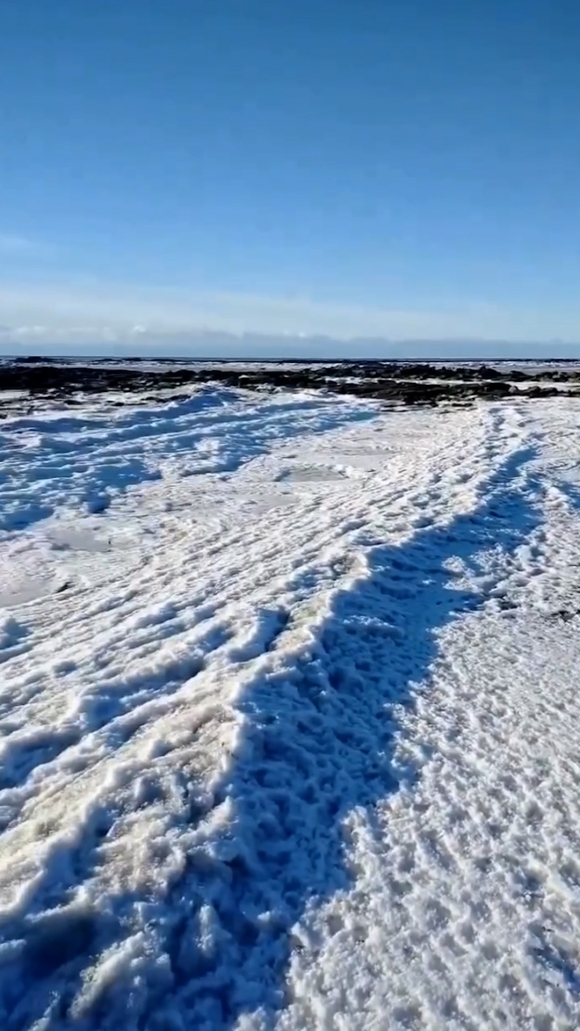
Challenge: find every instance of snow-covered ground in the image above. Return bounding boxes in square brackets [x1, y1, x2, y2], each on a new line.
[1, 388, 580, 1031]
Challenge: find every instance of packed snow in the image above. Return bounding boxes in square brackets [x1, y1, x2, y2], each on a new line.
[0, 386, 580, 1030]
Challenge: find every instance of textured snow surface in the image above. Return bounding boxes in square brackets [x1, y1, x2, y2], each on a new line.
[1, 388, 580, 1030]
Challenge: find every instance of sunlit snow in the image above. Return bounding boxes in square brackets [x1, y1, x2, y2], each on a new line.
[0, 388, 579, 1030]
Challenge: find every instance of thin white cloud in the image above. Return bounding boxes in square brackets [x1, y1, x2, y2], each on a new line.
[0, 234, 54, 258]
[0, 277, 577, 348]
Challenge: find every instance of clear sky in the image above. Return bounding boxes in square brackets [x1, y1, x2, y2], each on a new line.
[1, 0, 579, 355]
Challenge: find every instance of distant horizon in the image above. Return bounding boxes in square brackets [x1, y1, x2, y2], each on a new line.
[5, 357, 580, 365]
[2, 337, 580, 364]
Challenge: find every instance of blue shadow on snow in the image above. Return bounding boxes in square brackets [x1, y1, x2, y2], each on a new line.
[139, 445, 546, 1029]
[5, 444, 567, 1031]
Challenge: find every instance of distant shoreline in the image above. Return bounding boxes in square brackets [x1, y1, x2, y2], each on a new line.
[2, 358, 580, 414]
[1, 354, 580, 366]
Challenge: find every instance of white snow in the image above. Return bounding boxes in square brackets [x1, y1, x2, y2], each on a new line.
[0, 388, 580, 1030]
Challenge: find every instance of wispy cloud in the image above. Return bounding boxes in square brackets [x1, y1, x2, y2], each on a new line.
[0, 277, 577, 352]
[0, 234, 53, 258]
[0, 281, 482, 342]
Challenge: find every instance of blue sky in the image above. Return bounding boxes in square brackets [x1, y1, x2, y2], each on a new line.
[1, 0, 579, 355]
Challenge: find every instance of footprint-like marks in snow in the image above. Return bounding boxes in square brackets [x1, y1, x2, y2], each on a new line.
[0, 620, 234, 813]
[0, 725, 83, 793]
[275, 466, 346, 484]
[228, 607, 291, 662]
[0, 617, 30, 663]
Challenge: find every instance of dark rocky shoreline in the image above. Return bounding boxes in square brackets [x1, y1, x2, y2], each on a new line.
[1, 358, 579, 413]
